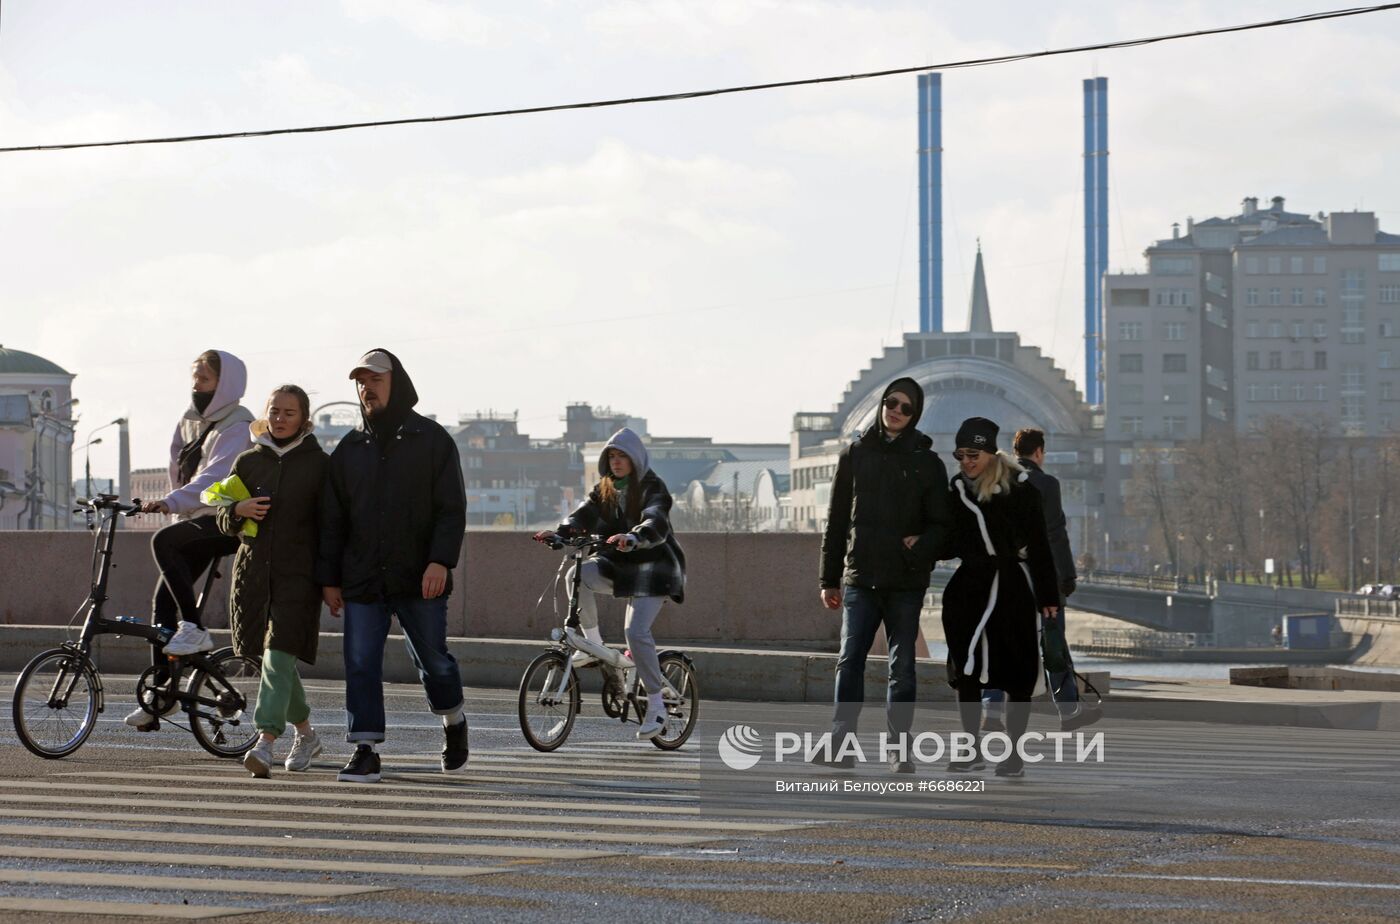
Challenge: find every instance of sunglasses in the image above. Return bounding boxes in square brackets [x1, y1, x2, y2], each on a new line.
[953, 450, 985, 461]
[882, 396, 914, 416]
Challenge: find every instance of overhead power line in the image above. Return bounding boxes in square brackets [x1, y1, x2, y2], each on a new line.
[2, 3, 1397, 155]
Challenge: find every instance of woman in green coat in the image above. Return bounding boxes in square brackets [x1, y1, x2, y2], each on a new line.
[205, 384, 327, 778]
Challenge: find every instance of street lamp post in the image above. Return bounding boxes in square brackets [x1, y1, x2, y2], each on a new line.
[82, 436, 104, 499]
[1175, 531, 1185, 586]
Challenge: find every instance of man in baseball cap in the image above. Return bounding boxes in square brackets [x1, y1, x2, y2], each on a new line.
[348, 350, 393, 379]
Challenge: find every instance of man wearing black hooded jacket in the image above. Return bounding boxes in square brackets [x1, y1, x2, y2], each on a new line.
[317, 349, 468, 783]
[818, 377, 953, 772]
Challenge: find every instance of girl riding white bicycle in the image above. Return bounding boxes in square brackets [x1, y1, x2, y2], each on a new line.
[534, 428, 685, 739]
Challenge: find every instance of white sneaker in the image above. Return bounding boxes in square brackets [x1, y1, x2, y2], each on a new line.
[636, 709, 667, 740]
[163, 622, 214, 656]
[284, 731, 323, 771]
[124, 701, 176, 730]
[244, 740, 274, 778]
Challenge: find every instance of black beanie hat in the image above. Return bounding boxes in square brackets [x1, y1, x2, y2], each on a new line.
[955, 417, 999, 453]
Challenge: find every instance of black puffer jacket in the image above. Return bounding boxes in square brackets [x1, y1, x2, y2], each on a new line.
[820, 377, 954, 592]
[315, 350, 467, 603]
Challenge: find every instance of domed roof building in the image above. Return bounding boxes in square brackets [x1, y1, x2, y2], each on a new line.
[788, 251, 1104, 546]
[0, 345, 78, 529]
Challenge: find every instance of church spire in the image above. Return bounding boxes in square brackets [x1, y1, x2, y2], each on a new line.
[967, 240, 993, 333]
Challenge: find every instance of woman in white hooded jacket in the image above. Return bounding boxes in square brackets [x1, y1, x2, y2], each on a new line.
[127, 349, 254, 731]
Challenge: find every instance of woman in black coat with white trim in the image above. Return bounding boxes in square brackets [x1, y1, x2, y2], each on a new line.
[941, 417, 1059, 777]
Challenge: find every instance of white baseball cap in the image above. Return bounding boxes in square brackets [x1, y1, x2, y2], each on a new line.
[348, 350, 393, 379]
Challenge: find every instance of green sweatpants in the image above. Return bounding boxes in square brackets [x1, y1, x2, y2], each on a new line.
[254, 648, 310, 737]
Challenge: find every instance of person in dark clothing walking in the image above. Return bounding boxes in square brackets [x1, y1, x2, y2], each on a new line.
[316, 349, 468, 783]
[943, 417, 1059, 778]
[983, 428, 1093, 731]
[818, 377, 954, 773]
[203, 384, 328, 777]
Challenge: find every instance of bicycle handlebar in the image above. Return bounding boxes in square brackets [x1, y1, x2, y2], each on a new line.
[540, 533, 606, 551]
[74, 495, 144, 516]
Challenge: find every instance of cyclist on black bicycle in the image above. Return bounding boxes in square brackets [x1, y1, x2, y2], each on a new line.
[127, 349, 252, 730]
[533, 428, 685, 740]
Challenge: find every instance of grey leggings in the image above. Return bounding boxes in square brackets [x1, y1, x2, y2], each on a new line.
[570, 560, 665, 696]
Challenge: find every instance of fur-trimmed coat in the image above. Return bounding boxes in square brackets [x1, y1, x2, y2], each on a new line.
[941, 470, 1060, 694]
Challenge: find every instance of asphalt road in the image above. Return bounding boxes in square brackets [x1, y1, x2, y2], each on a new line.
[1, 674, 1399, 923]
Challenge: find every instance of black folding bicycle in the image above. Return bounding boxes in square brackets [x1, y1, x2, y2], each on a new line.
[10, 495, 260, 759]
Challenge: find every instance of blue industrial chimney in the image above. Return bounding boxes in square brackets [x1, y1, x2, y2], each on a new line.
[1083, 76, 1108, 406]
[918, 72, 943, 333]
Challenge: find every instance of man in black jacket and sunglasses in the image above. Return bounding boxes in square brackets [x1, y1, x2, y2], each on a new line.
[818, 377, 953, 773]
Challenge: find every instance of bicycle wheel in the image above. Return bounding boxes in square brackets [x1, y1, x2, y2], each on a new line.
[650, 652, 698, 751]
[187, 650, 260, 758]
[12, 649, 100, 759]
[518, 650, 579, 752]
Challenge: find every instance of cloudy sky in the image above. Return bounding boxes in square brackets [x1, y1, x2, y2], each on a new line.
[3, 0, 1399, 475]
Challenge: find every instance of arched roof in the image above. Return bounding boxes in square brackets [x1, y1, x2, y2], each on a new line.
[0, 346, 71, 377]
[841, 356, 1082, 439]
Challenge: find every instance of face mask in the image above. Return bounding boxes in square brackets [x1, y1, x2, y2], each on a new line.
[192, 390, 214, 414]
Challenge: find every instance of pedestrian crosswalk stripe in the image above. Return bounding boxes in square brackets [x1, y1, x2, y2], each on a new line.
[0, 783, 796, 831]
[0, 868, 384, 898]
[0, 824, 615, 860]
[0, 896, 247, 920]
[0, 791, 797, 833]
[59, 770, 700, 811]
[0, 808, 712, 846]
[0, 844, 508, 877]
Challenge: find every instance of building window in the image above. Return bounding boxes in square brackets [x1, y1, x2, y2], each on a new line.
[1292, 383, 1305, 402]
[1292, 321, 1306, 339]
[1291, 287, 1304, 306]
[1246, 288, 1259, 306]
[1289, 350, 1304, 369]
[1313, 256, 1327, 274]
[1268, 288, 1282, 306]
[1153, 256, 1194, 275]
[1247, 384, 1259, 401]
[1163, 322, 1186, 341]
[1384, 382, 1395, 401]
[1382, 320, 1396, 338]
[1246, 352, 1260, 371]
[1163, 354, 1188, 373]
[1315, 351, 1327, 370]
[1268, 351, 1283, 370]
[1383, 351, 1394, 370]
[1267, 321, 1283, 338]
[1290, 256, 1304, 274]
[1268, 256, 1282, 274]
[1163, 384, 1187, 403]
[1379, 253, 1400, 272]
[1118, 321, 1144, 341]
[1119, 354, 1143, 373]
[1119, 383, 1143, 404]
[1381, 285, 1400, 304]
[1246, 321, 1260, 338]
[1314, 288, 1327, 306]
[1244, 256, 1260, 275]
[1154, 288, 1194, 307]
[1316, 384, 1328, 401]
[1270, 384, 1283, 401]
[1120, 417, 1144, 436]
[1164, 416, 1188, 436]
[1313, 321, 1327, 338]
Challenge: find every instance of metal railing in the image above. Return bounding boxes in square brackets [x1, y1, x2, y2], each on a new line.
[1337, 598, 1400, 620]
[1079, 570, 1210, 594]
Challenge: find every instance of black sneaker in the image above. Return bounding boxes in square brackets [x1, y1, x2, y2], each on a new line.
[888, 757, 916, 774]
[948, 756, 986, 774]
[994, 755, 1026, 779]
[337, 745, 381, 783]
[442, 719, 469, 773]
[1060, 704, 1102, 732]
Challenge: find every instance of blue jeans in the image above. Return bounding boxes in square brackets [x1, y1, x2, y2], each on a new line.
[832, 586, 924, 740]
[983, 604, 1079, 721]
[343, 596, 463, 743]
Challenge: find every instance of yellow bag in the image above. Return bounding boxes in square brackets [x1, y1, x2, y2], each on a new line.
[201, 474, 258, 538]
